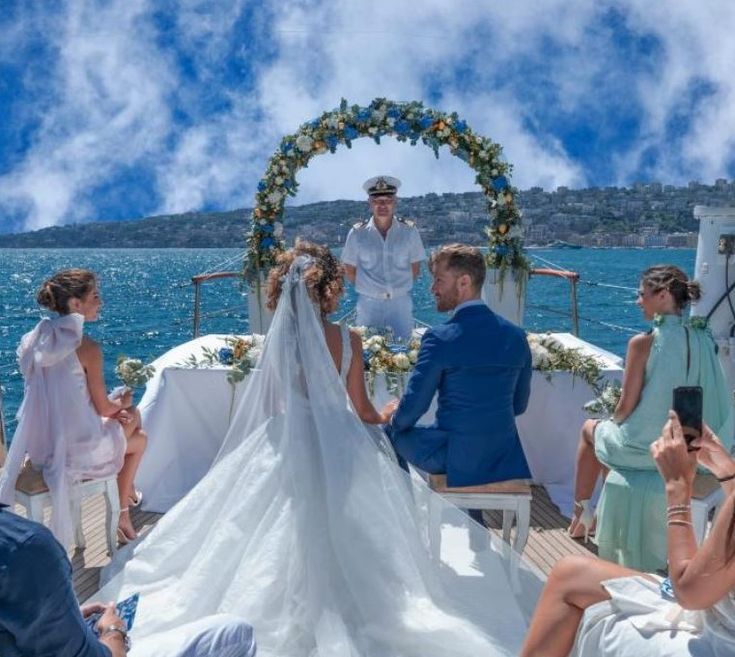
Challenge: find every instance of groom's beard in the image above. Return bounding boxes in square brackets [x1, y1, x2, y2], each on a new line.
[435, 286, 461, 313]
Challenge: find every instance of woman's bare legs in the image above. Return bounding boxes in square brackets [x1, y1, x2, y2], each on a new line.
[520, 555, 641, 657]
[569, 420, 608, 536]
[117, 407, 147, 539]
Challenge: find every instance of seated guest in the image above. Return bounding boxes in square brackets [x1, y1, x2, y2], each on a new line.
[569, 265, 733, 570]
[0, 269, 147, 545]
[386, 244, 532, 518]
[521, 412, 735, 657]
[0, 506, 256, 657]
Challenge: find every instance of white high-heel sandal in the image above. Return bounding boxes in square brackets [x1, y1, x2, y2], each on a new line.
[568, 499, 595, 543]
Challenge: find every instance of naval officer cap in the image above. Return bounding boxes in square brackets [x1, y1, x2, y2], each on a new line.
[363, 175, 401, 197]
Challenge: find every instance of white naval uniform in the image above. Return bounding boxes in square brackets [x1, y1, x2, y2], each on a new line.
[341, 216, 426, 340]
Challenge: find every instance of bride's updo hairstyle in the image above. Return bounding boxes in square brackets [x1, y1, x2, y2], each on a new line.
[37, 268, 97, 315]
[266, 241, 344, 315]
[640, 264, 701, 311]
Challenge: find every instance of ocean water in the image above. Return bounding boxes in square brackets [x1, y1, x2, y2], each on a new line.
[0, 247, 695, 433]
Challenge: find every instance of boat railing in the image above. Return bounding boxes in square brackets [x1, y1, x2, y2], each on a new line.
[528, 267, 581, 336]
[191, 271, 244, 338]
[0, 377, 7, 462]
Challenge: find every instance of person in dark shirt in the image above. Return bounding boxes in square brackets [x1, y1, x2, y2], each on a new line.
[0, 505, 127, 656]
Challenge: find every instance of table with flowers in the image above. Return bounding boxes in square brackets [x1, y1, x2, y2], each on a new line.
[135, 331, 623, 516]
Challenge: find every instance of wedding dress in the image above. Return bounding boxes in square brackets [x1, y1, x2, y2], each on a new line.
[98, 257, 542, 656]
[0, 313, 126, 547]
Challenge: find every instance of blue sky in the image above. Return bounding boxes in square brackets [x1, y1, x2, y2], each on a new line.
[1, 0, 734, 234]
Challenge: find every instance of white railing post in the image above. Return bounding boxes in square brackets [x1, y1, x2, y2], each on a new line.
[247, 278, 273, 335]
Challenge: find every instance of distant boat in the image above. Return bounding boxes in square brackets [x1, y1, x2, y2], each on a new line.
[548, 240, 582, 249]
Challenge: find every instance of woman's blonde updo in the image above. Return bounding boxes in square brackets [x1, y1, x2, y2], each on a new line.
[640, 264, 701, 311]
[36, 269, 97, 315]
[266, 241, 344, 315]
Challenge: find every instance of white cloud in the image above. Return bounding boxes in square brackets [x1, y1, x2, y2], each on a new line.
[1, 0, 734, 231]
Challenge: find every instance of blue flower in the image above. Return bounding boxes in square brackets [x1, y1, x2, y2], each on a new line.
[284, 179, 294, 190]
[454, 119, 467, 134]
[357, 108, 372, 122]
[363, 350, 372, 370]
[309, 119, 321, 128]
[387, 107, 401, 119]
[492, 176, 509, 191]
[257, 180, 267, 192]
[419, 115, 434, 130]
[394, 119, 411, 135]
[343, 126, 359, 140]
[494, 244, 510, 257]
[280, 142, 294, 154]
[261, 237, 274, 249]
[325, 135, 339, 150]
[260, 223, 273, 233]
[218, 347, 234, 365]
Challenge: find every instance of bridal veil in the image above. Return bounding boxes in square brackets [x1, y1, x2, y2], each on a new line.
[99, 256, 542, 656]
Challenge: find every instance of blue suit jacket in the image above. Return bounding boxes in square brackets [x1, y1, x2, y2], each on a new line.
[391, 304, 532, 487]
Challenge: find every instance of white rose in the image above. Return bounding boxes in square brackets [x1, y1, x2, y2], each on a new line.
[393, 353, 411, 370]
[326, 116, 339, 129]
[368, 126, 377, 135]
[273, 221, 284, 237]
[295, 135, 314, 152]
[530, 345, 551, 369]
[275, 176, 284, 185]
[372, 110, 385, 122]
[408, 349, 419, 364]
[267, 191, 284, 205]
[387, 118, 396, 127]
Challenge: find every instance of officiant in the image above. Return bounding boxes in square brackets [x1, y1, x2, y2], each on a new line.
[341, 176, 426, 340]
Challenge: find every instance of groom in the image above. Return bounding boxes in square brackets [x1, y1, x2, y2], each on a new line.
[386, 244, 532, 499]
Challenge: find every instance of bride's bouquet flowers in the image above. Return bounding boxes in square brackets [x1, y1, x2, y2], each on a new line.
[115, 356, 156, 388]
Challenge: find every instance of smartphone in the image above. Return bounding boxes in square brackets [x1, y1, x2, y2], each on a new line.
[85, 593, 139, 635]
[672, 386, 703, 447]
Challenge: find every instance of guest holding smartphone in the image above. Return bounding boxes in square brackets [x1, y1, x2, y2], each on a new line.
[521, 412, 735, 657]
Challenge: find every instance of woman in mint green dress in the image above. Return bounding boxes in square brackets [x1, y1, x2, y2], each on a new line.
[568, 264, 734, 570]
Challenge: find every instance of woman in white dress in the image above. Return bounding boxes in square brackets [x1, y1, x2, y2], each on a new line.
[97, 242, 542, 657]
[520, 411, 735, 657]
[0, 269, 147, 545]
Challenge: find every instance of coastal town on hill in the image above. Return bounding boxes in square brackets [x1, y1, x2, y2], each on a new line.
[1, 179, 734, 249]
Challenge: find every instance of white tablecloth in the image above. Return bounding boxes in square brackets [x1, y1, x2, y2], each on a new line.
[136, 333, 622, 516]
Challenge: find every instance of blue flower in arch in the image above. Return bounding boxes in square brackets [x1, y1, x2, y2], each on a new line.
[494, 244, 510, 257]
[261, 237, 275, 249]
[343, 126, 359, 140]
[325, 135, 339, 150]
[218, 347, 234, 365]
[492, 176, 509, 192]
[394, 119, 411, 135]
[419, 115, 434, 130]
[454, 119, 467, 134]
[309, 119, 321, 128]
[387, 107, 401, 119]
[284, 179, 294, 190]
[257, 180, 267, 192]
[260, 223, 274, 234]
[357, 108, 372, 122]
[280, 142, 294, 154]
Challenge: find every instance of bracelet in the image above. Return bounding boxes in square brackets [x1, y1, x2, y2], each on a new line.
[100, 624, 131, 652]
[717, 472, 735, 483]
[667, 519, 693, 527]
[667, 509, 691, 518]
[666, 504, 691, 514]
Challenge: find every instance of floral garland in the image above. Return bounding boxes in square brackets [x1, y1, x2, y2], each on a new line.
[356, 326, 421, 397]
[245, 98, 528, 282]
[178, 335, 264, 385]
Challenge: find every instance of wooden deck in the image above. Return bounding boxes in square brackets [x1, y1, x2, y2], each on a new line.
[18, 484, 595, 602]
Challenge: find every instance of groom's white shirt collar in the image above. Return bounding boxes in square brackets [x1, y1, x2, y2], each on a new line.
[452, 299, 485, 316]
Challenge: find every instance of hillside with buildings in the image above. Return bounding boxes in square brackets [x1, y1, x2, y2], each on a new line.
[1, 179, 734, 249]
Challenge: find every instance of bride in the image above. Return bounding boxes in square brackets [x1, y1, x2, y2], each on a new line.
[98, 242, 542, 656]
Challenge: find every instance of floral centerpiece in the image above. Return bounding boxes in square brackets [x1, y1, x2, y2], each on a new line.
[245, 98, 528, 288]
[583, 381, 623, 418]
[180, 335, 264, 386]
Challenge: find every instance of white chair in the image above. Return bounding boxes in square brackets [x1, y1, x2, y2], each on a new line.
[13, 463, 120, 555]
[691, 472, 724, 544]
[428, 474, 532, 555]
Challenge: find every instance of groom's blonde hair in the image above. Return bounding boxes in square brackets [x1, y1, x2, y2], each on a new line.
[429, 244, 486, 291]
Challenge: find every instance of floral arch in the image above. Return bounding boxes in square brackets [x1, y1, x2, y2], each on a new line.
[245, 98, 527, 282]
